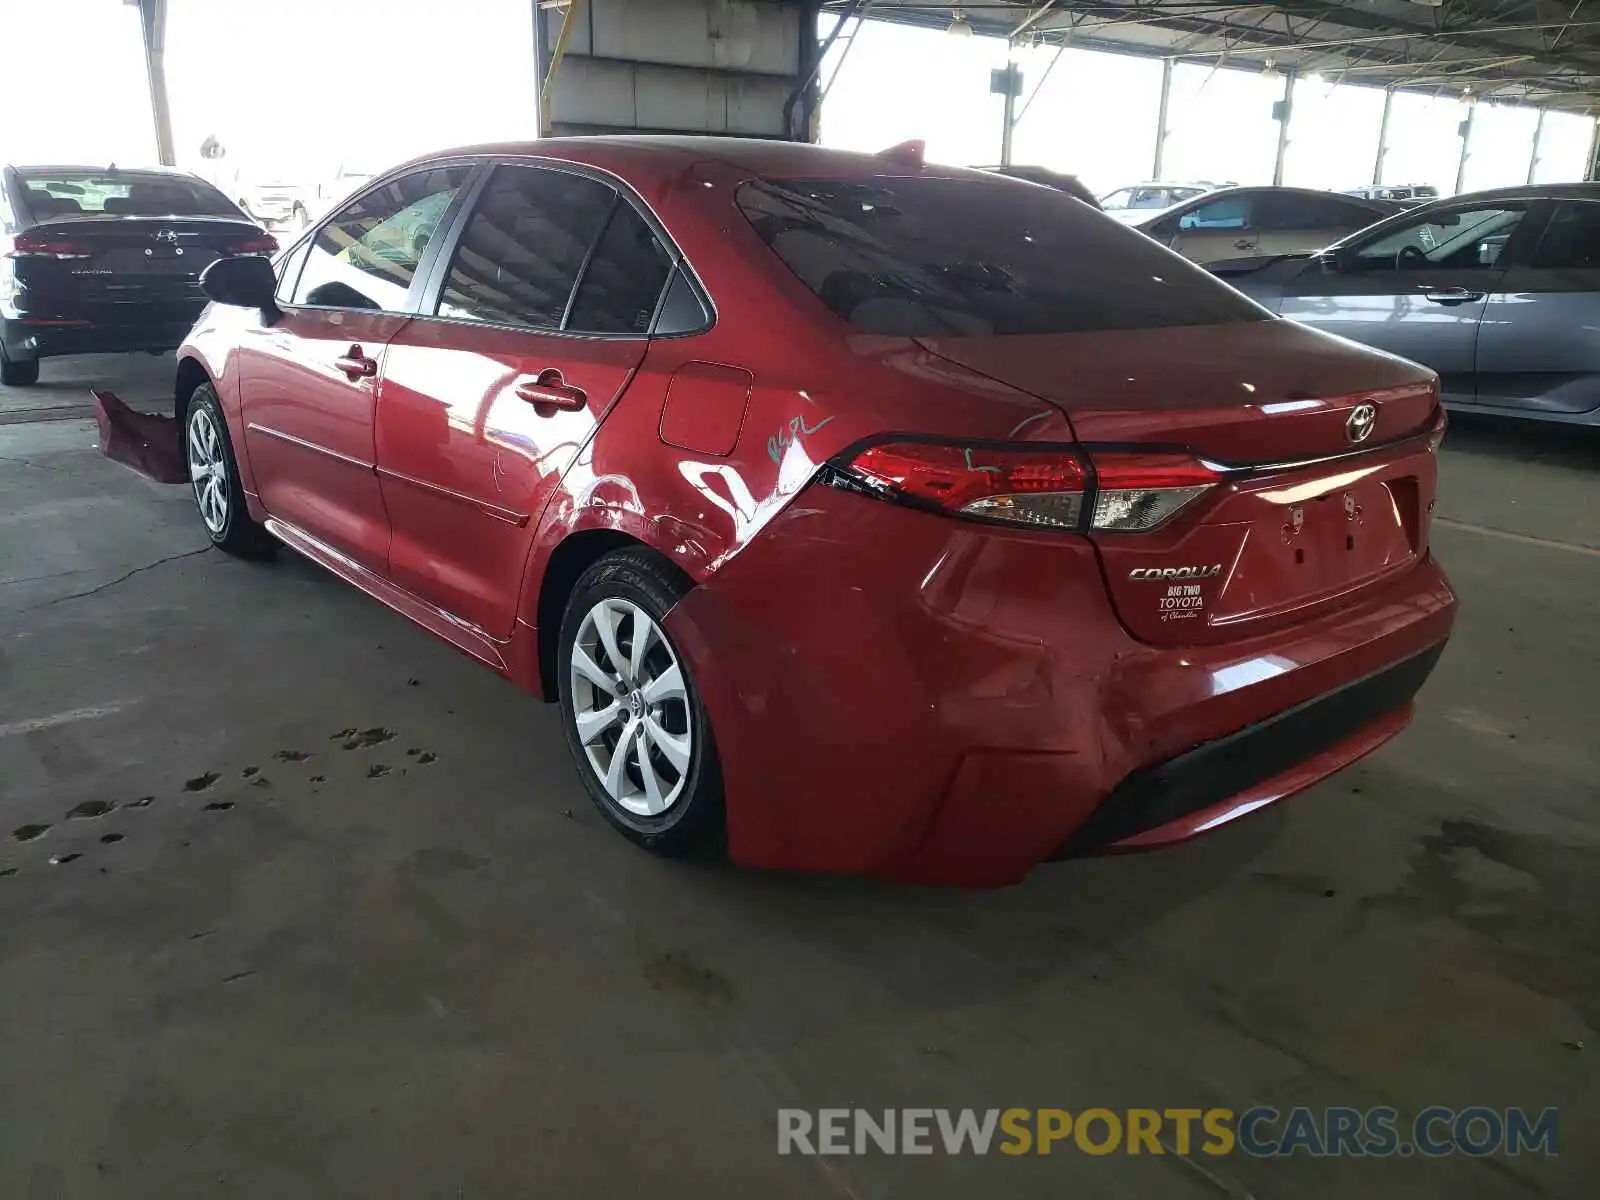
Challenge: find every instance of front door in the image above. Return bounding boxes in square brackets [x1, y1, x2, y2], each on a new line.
[1276, 200, 1534, 404]
[376, 164, 676, 639]
[1476, 198, 1600, 416]
[239, 164, 474, 570]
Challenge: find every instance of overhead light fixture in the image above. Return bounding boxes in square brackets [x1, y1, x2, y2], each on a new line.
[948, 7, 974, 37]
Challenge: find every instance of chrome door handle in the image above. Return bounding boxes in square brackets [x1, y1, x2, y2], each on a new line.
[514, 369, 587, 414]
[1422, 287, 1484, 306]
[334, 344, 377, 379]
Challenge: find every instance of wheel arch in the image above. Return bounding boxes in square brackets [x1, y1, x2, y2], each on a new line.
[532, 528, 692, 702]
[174, 354, 212, 423]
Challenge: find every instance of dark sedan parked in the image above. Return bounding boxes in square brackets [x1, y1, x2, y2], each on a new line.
[1215, 184, 1600, 426]
[1, 165, 275, 385]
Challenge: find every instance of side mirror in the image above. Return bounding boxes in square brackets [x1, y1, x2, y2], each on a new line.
[1323, 245, 1358, 273]
[200, 254, 279, 318]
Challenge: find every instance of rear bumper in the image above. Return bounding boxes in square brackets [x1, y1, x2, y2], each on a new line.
[3, 312, 200, 361]
[1056, 640, 1444, 855]
[667, 485, 1457, 887]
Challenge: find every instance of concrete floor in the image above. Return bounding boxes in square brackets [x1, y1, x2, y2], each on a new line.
[1, 354, 1595, 1198]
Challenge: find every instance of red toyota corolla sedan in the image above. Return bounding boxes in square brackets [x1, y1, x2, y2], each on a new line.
[176, 137, 1456, 886]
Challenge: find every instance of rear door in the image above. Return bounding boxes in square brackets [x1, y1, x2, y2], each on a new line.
[238, 164, 476, 571]
[1276, 200, 1537, 404]
[1474, 198, 1600, 416]
[376, 163, 674, 638]
[1156, 193, 1261, 263]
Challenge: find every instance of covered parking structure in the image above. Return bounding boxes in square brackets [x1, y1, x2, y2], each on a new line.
[819, 1, 1600, 184]
[116, 2, 1600, 178]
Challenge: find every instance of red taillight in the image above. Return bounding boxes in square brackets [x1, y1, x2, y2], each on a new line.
[843, 441, 1090, 531]
[1086, 451, 1221, 533]
[830, 440, 1220, 534]
[7, 232, 91, 259]
[228, 233, 279, 255]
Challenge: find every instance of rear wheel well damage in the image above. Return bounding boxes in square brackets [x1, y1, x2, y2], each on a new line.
[535, 531, 691, 702]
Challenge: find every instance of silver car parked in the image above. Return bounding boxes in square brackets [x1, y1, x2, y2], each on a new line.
[1134, 186, 1398, 265]
[1216, 184, 1600, 425]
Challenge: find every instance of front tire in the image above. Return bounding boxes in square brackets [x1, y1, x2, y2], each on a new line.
[556, 549, 723, 857]
[185, 382, 275, 558]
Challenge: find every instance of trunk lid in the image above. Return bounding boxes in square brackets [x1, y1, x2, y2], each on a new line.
[11, 216, 268, 305]
[919, 321, 1442, 647]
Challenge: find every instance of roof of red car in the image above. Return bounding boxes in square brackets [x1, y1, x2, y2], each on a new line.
[402, 136, 973, 183]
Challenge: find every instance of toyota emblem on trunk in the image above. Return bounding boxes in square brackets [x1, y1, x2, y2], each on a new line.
[1346, 403, 1377, 444]
[1350, 404, 1376, 448]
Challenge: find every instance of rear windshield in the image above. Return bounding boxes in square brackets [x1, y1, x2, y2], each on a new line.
[737, 177, 1266, 337]
[18, 171, 240, 219]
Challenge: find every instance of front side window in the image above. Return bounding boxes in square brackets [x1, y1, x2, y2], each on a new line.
[437, 165, 615, 330]
[275, 241, 311, 303]
[1178, 196, 1252, 231]
[1531, 201, 1600, 269]
[292, 165, 470, 311]
[1131, 187, 1174, 210]
[737, 177, 1265, 338]
[1351, 205, 1525, 272]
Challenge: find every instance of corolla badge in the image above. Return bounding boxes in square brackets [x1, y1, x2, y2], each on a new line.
[1346, 402, 1377, 444]
[1128, 564, 1222, 582]
[155, 229, 179, 243]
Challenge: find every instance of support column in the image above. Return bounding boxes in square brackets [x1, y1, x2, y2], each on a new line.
[1527, 106, 1547, 184]
[1372, 86, 1395, 186]
[1152, 57, 1173, 179]
[1001, 64, 1018, 166]
[1455, 101, 1476, 195]
[1271, 69, 1295, 186]
[1586, 115, 1600, 181]
[991, 62, 1024, 167]
[134, 0, 174, 166]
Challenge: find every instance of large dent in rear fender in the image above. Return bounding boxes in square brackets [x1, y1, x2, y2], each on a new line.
[662, 485, 1133, 874]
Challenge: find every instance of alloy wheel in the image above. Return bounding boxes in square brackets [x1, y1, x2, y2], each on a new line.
[568, 598, 693, 817]
[187, 405, 229, 535]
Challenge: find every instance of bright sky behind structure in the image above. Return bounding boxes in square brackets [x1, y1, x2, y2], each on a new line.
[0, 0, 1590, 200]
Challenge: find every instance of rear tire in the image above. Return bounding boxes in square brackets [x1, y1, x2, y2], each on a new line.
[184, 382, 276, 559]
[556, 549, 723, 858]
[1, 353, 39, 387]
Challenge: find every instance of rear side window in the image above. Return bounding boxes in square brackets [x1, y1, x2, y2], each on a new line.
[567, 203, 675, 334]
[1259, 193, 1382, 231]
[437, 165, 615, 330]
[737, 177, 1264, 337]
[1532, 201, 1600, 269]
[17, 171, 240, 218]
